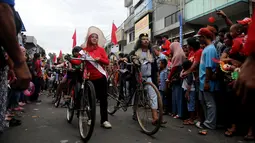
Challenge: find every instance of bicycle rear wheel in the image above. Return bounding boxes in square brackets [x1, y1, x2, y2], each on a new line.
[107, 72, 121, 115]
[78, 81, 96, 142]
[136, 82, 163, 136]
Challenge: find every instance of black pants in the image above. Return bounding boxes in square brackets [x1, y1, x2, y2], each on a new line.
[91, 77, 108, 124]
[31, 77, 41, 101]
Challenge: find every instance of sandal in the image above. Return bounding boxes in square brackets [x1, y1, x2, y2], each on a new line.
[161, 120, 167, 124]
[152, 120, 159, 126]
[173, 115, 179, 119]
[183, 120, 194, 125]
[224, 129, 236, 137]
[198, 130, 207, 135]
[5, 117, 12, 121]
[6, 114, 15, 117]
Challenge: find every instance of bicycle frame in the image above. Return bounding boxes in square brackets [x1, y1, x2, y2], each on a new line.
[108, 61, 145, 110]
[70, 57, 95, 99]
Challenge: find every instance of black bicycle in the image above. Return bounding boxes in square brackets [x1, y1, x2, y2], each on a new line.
[107, 58, 163, 135]
[66, 57, 96, 142]
[52, 68, 67, 108]
[66, 58, 96, 142]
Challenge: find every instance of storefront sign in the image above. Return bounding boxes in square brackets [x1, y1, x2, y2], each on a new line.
[134, 0, 152, 22]
[135, 14, 151, 41]
[116, 29, 124, 42]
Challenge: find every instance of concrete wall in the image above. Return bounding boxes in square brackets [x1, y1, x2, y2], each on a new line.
[26, 36, 37, 45]
[154, 2, 178, 21]
[185, 0, 248, 21]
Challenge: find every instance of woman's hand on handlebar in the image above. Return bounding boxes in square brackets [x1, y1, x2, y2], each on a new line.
[95, 57, 100, 61]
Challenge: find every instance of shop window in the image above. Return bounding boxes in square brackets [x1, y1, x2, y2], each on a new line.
[165, 10, 180, 27]
[165, 15, 172, 27]
[119, 44, 122, 51]
[129, 31, 135, 42]
[129, 6, 134, 15]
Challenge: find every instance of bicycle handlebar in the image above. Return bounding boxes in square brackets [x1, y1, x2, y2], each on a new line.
[123, 61, 133, 66]
[70, 57, 95, 62]
[53, 67, 76, 72]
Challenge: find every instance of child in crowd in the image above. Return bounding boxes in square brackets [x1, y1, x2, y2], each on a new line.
[159, 59, 168, 114]
[229, 24, 245, 56]
[182, 60, 196, 125]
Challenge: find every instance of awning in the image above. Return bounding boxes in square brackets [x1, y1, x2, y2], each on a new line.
[15, 11, 26, 32]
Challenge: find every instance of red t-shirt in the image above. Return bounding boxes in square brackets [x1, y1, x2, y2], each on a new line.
[190, 49, 202, 80]
[188, 50, 195, 62]
[83, 47, 109, 80]
[193, 49, 203, 63]
[35, 60, 42, 77]
[161, 40, 171, 56]
[230, 36, 245, 55]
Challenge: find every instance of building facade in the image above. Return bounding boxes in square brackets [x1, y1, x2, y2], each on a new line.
[122, 0, 251, 53]
[25, 36, 45, 59]
[123, 0, 135, 54]
[123, 0, 154, 53]
[116, 23, 127, 52]
[153, 0, 250, 45]
[185, 0, 249, 26]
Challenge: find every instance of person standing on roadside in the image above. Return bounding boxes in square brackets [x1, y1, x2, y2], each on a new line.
[0, 0, 31, 134]
[195, 28, 218, 132]
[31, 53, 42, 102]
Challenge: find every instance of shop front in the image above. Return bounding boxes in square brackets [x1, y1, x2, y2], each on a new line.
[134, 14, 151, 41]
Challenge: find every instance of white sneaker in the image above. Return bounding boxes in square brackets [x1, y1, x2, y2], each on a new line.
[87, 120, 91, 126]
[101, 121, 112, 129]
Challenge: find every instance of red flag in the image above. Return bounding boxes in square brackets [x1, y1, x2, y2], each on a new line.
[72, 29, 77, 48]
[244, 9, 255, 56]
[111, 22, 118, 45]
[53, 55, 56, 63]
[58, 50, 62, 59]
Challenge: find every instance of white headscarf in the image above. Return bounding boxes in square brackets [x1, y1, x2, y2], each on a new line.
[83, 26, 106, 47]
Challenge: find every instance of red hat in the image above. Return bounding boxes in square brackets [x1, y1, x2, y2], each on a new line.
[237, 17, 252, 25]
[194, 28, 214, 39]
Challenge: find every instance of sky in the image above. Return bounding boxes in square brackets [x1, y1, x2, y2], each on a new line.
[15, 0, 127, 56]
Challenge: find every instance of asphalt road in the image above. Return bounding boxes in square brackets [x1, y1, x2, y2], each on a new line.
[0, 92, 246, 143]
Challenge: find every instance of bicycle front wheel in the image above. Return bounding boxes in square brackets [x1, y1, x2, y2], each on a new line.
[136, 82, 163, 136]
[66, 85, 76, 123]
[78, 81, 96, 142]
